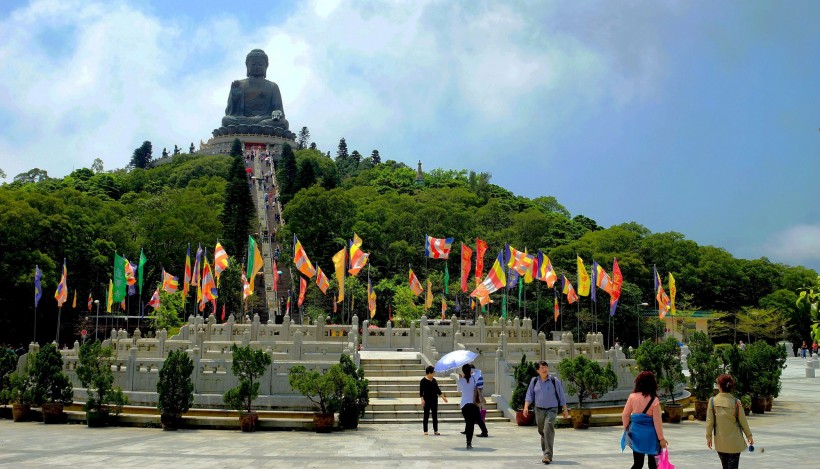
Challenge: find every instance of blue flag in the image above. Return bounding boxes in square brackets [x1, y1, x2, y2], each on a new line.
[34, 265, 42, 308]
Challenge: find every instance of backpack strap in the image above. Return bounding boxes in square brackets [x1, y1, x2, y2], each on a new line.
[550, 376, 561, 406]
[641, 396, 656, 414]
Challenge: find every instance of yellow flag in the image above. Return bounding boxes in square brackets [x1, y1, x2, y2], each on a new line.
[669, 273, 677, 315]
[106, 280, 113, 313]
[577, 256, 591, 296]
[425, 279, 433, 309]
[332, 247, 346, 303]
[523, 249, 533, 284]
[72, 290, 77, 309]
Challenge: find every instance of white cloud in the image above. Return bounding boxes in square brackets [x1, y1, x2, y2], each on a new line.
[763, 224, 820, 265]
[0, 0, 666, 180]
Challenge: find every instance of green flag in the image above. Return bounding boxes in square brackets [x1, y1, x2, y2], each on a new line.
[502, 294, 507, 319]
[138, 249, 147, 295]
[518, 279, 523, 303]
[113, 253, 127, 302]
[444, 263, 449, 295]
[247, 235, 257, 279]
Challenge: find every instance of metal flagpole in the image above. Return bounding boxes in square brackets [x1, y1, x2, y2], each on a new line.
[576, 296, 580, 342]
[56, 307, 62, 344]
[33, 305, 37, 344]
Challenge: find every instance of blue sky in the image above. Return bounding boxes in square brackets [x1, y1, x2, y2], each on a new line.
[1, 0, 819, 271]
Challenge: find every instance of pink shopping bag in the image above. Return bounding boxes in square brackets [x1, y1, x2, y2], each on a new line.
[657, 449, 675, 469]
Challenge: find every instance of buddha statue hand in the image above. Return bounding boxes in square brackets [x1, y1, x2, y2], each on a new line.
[271, 110, 284, 121]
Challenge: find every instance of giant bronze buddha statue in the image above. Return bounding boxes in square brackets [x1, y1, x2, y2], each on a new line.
[214, 49, 293, 137]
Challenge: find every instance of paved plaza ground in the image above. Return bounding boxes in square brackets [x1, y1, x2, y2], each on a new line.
[0, 357, 816, 468]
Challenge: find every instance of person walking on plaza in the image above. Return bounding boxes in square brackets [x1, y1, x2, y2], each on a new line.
[706, 374, 754, 469]
[457, 363, 488, 449]
[420, 365, 447, 435]
[800, 340, 808, 358]
[462, 364, 486, 434]
[812, 340, 818, 356]
[523, 361, 570, 465]
[622, 371, 666, 469]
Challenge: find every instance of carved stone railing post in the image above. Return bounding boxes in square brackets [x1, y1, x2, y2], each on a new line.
[316, 314, 325, 341]
[361, 320, 369, 350]
[127, 346, 137, 391]
[386, 321, 393, 349]
[252, 314, 261, 341]
[409, 320, 417, 351]
[292, 330, 303, 360]
[282, 314, 291, 339]
[190, 346, 201, 393]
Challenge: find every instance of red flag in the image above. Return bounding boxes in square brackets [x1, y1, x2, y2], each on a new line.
[273, 260, 279, 292]
[460, 243, 473, 293]
[475, 239, 488, 282]
[298, 277, 307, 306]
[221, 304, 226, 321]
[554, 289, 560, 322]
[87, 293, 93, 312]
[388, 305, 393, 322]
[609, 258, 623, 316]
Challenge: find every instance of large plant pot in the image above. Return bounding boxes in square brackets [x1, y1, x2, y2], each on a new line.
[516, 410, 535, 426]
[569, 409, 591, 430]
[751, 396, 766, 414]
[0, 405, 13, 420]
[12, 403, 30, 422]
[41, 403, 65, 424]
[239, 412, 259, 432]
[313, 412, 335, 433]
[693, 400, 709, 421]
[161, 413, 182, 431]
[764, 396, 773, 412]
[86, 409, 109, 427]
[339, 408, 359, 429]
[664, 403, 683, 424]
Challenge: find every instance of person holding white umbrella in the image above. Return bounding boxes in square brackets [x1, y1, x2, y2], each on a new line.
[457, 363, 488, 449]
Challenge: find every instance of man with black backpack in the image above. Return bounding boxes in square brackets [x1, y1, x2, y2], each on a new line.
[523, 361, 570, 465]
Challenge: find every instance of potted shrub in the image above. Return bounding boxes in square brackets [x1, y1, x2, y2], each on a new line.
[686, 332, 718, 421]
[223, 344, 272, 432]
[511, 354, 538, 426]
[337, 354, 369, 429]
[636, 337, 687, 423]
[76, 340, 128, 427]
[8, 373, 33, 422]
[156, 350, 194, 431]
[557, 355, 617, 429]
[740, 394, 752, 416]
[0, 347, 18, 419]
[289, 364, 346, 432]
[29, 343, 74, 424]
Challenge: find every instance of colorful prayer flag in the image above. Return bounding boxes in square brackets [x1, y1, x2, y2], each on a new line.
[34, 265, 43, 308]
[425, 279, 433, 309]
[138, 249, 147, 295]
[162, 270, 179, 293]
[409, 268, 423, 296]
[72, 290, 77, 309]
[460, 244, 473, 293]
[332, 248, 346, 302]
[247, 236, 264, 291]
[506, 245, 530, 275]
[577, 256, 591, 296]
[609, 258, 623, 316]
[148, 288, 160, 309]
[348, 233, 369, 276]
[368, 277, 376, 318]
[54, 259, 68, 307]
[441, 296, 447, 319]
[201, 255, 218, 302]
[214, 241, 229, 278]
[113, 253, 126, 302]
[554, 288, 560, 322]
[657, 284, 671, 319]
[106, 279, 113, 313]
[298, 276, 307, 307]
[595, 262, 612, 294]
[475, 239, 488, 281]
[669, 273, 677, 315]
[535, 251, 558, 287]
[183, 244, 192, 295]
[87, 293, 93, 312]
[192, 244, 203, 286]
[316, 266, 329, 294]
[293, 235, 317, 278]
[241, 270, 251, 300]
[425, 235, 454, 259]
[562, 275, 578, 304]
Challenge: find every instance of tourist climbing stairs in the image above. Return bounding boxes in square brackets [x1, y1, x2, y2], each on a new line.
[359, 352, 506, 425]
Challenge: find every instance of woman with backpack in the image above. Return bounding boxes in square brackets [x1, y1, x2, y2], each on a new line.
[706, 374, 754, 469]
[622, 371, 667, 469]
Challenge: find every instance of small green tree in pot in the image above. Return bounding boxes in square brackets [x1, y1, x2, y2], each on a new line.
[156, 350, 194, 430]
[76, 340, 128, 427]
[289, 364, 346, 432]
[337, 354, 369, 429]
[29, 343, 74, 424]
[686, 332, 718, 421]
[0, 347, 19, 418]
[557, 355, 618, 429]
[511, 354, 538, 426]
[636, 337, 686, 423]
[223, 344, 272, 432]
[7, 373, 33, 422]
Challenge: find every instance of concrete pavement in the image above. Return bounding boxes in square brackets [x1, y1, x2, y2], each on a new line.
[0, 357, 816, 468]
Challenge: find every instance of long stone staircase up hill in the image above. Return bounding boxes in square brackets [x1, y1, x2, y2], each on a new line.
[359, 351, 506, 425]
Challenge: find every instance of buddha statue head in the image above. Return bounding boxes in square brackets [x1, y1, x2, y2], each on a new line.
[245, 49, 269, 79]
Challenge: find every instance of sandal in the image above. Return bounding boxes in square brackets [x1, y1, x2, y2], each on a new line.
[423, 432, 428, 435]
[434, 432, 441, 436]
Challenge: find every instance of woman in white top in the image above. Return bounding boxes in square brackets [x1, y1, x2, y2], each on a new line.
[457, 363, 488, 449]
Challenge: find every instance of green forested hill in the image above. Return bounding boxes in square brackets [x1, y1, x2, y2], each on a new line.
[1, 148, 816, 348]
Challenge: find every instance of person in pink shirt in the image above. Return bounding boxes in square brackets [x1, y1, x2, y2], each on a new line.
[622, 371, 668, 469]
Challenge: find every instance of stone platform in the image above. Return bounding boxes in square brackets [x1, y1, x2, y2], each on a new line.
[197, 133, 296, 159]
